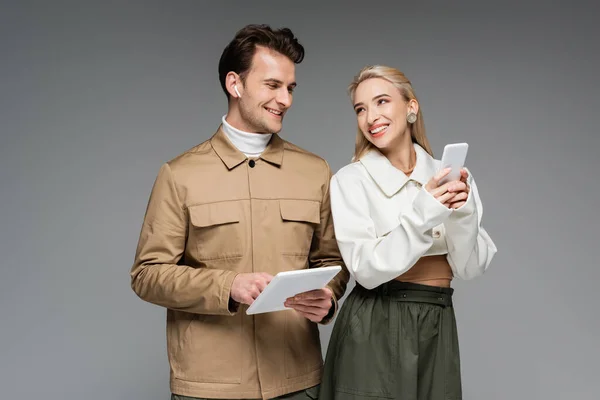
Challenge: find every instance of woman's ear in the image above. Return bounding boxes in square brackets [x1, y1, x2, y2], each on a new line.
[407, 98, 419, 115]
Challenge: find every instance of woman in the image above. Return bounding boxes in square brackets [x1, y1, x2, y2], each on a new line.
[318, 65, 497, 400]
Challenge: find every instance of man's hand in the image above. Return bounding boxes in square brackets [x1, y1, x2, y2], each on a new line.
[284, 287, 334, 323]
[230, 272, 273, 306]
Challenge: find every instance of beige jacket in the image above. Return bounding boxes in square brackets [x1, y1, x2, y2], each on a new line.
[130, 127, 349, 399]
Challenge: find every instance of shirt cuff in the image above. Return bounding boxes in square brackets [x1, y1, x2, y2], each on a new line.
[223, 271, 240, 315]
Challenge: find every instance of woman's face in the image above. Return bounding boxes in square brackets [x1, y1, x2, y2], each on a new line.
[353, 77, 416, 152]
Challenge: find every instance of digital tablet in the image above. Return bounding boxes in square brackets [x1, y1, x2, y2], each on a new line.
[245, 266, 342, 315]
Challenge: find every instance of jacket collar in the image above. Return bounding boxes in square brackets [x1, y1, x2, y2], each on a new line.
[210, 126, 284, 170]
[359, 143, 438, 197]
[259, 132, 284, 166]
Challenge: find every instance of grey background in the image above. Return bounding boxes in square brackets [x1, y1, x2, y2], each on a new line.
[1, 1, 598, 399]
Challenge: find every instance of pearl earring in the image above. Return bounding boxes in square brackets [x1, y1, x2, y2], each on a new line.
[407, 112, 417, 124]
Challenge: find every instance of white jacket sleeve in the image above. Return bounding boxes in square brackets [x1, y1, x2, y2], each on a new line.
[444, 171, 497, 280]
[330, 174, 453, 289]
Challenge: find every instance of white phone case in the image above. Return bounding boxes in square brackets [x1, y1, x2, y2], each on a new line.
[438, 143, 469, 185]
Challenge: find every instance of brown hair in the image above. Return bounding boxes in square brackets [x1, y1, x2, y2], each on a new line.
[348, 65, 433, 161]
[218, 24, 305, 98]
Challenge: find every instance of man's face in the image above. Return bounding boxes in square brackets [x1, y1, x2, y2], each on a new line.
[236, 46, 296, 134]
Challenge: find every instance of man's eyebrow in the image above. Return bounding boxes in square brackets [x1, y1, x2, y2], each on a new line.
[264, 78, 297, 87]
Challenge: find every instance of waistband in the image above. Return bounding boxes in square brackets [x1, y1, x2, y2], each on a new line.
[357, 280, 454, 307]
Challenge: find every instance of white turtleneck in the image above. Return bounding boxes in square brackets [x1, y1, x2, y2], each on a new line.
[221, 115, 272, 158]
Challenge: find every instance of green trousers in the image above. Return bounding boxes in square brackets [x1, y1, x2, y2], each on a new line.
[319, 281, 462, 400]
[171, 384, 319, 400]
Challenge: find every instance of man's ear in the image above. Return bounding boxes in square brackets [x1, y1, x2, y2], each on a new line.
[226, 72, 242, 99]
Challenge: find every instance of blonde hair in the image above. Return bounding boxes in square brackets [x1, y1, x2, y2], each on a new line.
[348, 65, 433, 161]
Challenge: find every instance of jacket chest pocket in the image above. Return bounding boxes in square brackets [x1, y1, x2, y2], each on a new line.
[279, 199, 320, 257]
[189, 202, 244, 261]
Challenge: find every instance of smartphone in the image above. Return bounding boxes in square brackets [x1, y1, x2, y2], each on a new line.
[438, 143, 469, 185]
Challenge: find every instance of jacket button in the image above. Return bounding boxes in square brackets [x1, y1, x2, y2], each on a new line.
[433, 230, 440, 238]
[249, 160, 255, 168]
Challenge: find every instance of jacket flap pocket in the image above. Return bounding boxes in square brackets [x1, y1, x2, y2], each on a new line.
[279, 199, 320, 224]
[189, 202, 240, 228]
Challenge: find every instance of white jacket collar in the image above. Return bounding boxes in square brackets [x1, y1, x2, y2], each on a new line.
[359, 143, 438, 197]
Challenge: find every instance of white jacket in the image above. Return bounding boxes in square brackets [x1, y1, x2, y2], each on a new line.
[330, 144, 497, 289]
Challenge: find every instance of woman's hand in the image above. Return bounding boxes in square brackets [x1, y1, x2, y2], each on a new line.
[425, 168, 469, 209]
[447, 169, 470, 209]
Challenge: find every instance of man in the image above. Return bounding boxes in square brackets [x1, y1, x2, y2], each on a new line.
[130, 24, 349, 400]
